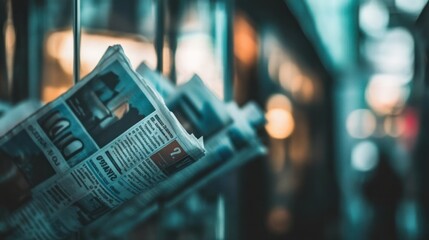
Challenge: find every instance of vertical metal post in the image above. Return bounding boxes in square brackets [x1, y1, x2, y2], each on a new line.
[155, 0, 165, 73]
[215, 195, 226, 240]
[28, 0, 43, 100]
[221, 0, 233, 102]
[215, 0, 235, 238]
[72, 0, 81, 235]
[10, 0, 29, 102]
[73, 0, 81, 84]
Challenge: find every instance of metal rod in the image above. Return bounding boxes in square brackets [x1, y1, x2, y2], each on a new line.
[155, 0, 165, 73]
[73, 0, 81, 84]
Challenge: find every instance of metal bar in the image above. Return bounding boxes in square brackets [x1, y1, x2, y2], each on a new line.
[222, 0, 234, 102]
[155, 0, 165, 73]
[10, 0, 29, 102]
[70, 11, 82, 236]
[28, 0, 43, 100]
[73, 0, 81, 84]
[215, 195, 226, 240]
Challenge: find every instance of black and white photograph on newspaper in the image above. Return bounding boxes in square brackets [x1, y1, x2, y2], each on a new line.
[67, 62, 156, 148]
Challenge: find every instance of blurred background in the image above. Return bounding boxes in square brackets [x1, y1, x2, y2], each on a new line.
[1, 0, 429, 239]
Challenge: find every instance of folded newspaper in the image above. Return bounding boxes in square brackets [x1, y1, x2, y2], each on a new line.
[0, 45, 205, 239]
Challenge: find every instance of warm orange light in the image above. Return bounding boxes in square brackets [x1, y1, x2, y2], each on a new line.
[46, 30, 157, 77]
[265, 94, 294, 139]
[266, 94, 292, 112]
[267, 207, 292, 234]
[42, 86, 70, 103]
[279, 61, 303, 94]
[234, 14, 257, 65]
[162, 44, 171, 76]
[299, 76, 315, 102]
[265, 108, 295, 139]
[4, 1, 15, 85]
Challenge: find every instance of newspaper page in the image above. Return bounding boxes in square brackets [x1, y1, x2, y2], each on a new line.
[0, 45, 205, 239]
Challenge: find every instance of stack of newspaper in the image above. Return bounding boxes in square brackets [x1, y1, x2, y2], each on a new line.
[0, 45, 205, 239]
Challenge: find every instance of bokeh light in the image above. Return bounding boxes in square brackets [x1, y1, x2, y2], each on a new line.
[365, 74, 410, 115]
[265, 94, 295, 139]
[351, 141, 379, 171]
[266, 94, 292, 112]
[359, 0, 389, 37]
[46, 30, 157, 78]
[267, 207, 292, 234]
[265, 109, 295, 140]
[396, 0, 427, 15]
[346, 109, 377, 139]
[384, 116, 405, 137]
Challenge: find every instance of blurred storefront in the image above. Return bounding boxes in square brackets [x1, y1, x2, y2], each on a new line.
[1, 0, 429, 239]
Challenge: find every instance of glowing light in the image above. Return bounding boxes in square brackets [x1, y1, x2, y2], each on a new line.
[264, 32, 290, 83]
[175, 33, 223, 99]
[265, 94, 294, 139]
[365, 74, 410, 115]
[268, 50, 282, 81]
[364, 28, 414, 76]
[384, 116, 405, 137]
[267, 207, 291, 234]
[4, 0, 15, 86]
[42, 86, 70, 103]
[297, 76, 315, 102]
[265, 109, 294, 140]
[402, 109, 419, 141]
[234, 15, 257, 65]
[351, 141, 379, 171]
[396, 0, 427, 15]
[346, 109, 376, 139]
[266, 94, 292, 112]
[162, 45, 171, 76]
[279, 61, 303, 94]
[46, 30, 157, 78]
[359, 0, 389, 37]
